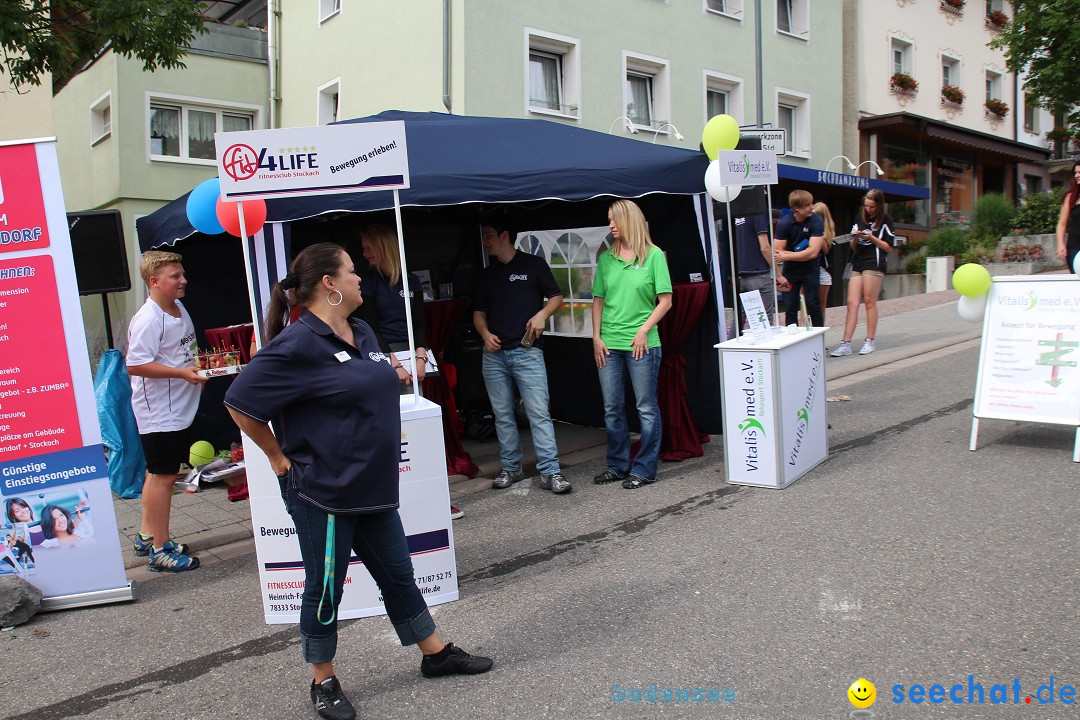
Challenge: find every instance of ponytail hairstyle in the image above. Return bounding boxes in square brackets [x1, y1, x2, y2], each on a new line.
[359, 224, 402, 285]
[607, 199, 655, 265]
[265, 243, 347, 340]
[860, 189, 887, 227]
[812, 202, 835, 244]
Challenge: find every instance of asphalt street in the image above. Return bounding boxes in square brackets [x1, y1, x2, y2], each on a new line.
[1, 343, 1077, 720]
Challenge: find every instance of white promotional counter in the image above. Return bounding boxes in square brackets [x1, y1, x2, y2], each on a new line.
[245, 396, 458, 624]
[716, 327, 828, 488]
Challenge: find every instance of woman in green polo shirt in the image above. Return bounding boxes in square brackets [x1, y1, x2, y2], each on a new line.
[591, 199, 673, 490]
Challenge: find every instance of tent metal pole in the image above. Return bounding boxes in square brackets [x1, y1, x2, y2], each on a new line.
[393, 188, 421, 404]
[236, 202, 262, 352]
[767, 183, 778, 327]
[726, 199, 738, 339]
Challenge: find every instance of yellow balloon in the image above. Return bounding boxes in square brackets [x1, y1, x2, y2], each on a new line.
[702, 114, 740, 159]
[952, 263, 991, 297]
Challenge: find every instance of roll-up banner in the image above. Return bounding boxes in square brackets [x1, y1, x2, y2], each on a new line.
[0, 140, 131, 610]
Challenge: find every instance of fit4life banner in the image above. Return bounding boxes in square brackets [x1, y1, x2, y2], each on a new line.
[0, 140, 130, 609]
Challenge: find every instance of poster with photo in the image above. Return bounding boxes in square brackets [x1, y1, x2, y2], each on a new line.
[0, 139, 130, 607]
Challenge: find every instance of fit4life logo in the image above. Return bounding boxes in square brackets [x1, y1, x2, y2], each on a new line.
[221, 143, 319, 182]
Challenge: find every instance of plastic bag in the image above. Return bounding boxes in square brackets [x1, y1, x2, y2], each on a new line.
[93, 349, 146, 498]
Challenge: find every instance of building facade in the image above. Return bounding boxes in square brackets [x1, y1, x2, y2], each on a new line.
[852, 0, 1050, 236]
[278, 0, 844, 172]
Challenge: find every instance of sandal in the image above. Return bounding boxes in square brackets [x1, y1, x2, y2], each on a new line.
[621, 474, 650, 490]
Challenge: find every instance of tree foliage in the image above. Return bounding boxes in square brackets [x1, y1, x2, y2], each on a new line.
[0, 1, 208, 90]
[988, 0, 1080, 127]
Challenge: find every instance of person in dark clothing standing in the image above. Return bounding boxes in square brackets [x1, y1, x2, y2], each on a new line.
[774, 189, 826, 327]
[733, 213, 787, 325]
[1055, 161, 1080, 272]
[473, 217, 570, 494]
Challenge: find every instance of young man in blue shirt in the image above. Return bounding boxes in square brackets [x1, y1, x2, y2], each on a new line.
[774, 190, 826, 327]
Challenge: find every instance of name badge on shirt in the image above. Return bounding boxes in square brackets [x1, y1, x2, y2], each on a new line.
[334, 351, 351, 363]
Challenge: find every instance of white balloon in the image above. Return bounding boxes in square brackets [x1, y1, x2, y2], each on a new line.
[704, 160, 743, 203]
[956, 293, 988, 323]
[1072, 252, 1080, 275]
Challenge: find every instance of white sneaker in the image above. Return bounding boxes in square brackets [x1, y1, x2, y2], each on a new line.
[859, 338, 876, 355]
[830, 341, 852, 357]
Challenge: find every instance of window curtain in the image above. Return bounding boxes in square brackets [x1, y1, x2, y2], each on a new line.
[627, 75, 652, 126]
[530, 54, 560, 110]
[150, 106, 180, 156]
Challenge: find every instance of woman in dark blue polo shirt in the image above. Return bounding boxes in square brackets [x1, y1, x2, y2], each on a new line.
[225, 243, 491, 720]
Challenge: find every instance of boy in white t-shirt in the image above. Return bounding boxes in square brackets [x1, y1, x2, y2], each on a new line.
[127, 251, 207, 572]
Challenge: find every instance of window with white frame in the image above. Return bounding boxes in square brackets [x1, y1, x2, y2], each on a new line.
[624, 52, 670, 130]
[704, 71, 743, 124]
[891, 38, 912, 75]
[941, 55, 959, 88]
[320, 0, 340, 23]
[90, 92, 111, 145]
[149, 98, 255, 162]
[776, 0, 808, 38]
[775, 88, 810, 156]
[1023, 92, 1038, 133]
[706, 0, 743, 18]
[317, 79, 340, 125]
[515, 227, 613, 337]
[985, 70, 1002, 101]
[525, 29, 580, 117]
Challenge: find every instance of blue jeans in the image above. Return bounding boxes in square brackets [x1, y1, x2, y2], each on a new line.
[596, 348, 662, 481]
[482, 346, 561, 475]
[282, 481, 436, 664]
[782, 265, 823, 327]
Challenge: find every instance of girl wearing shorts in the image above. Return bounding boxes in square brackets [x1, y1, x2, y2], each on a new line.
[831, 189, 894, 357]
[813, 202, 836, 316]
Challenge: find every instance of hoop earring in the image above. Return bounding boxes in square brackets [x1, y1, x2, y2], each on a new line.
[327, 289, 343, 307]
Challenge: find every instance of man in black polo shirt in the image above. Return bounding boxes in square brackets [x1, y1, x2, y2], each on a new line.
[774, 189, 825, 327]
[473, 218, 570, 494]
[733, 213, 787, 327]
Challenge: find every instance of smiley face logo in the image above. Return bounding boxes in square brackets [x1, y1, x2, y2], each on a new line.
[848, 678, 876, 709]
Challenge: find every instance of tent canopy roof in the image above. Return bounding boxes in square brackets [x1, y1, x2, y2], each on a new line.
[138, 110, 708, 250]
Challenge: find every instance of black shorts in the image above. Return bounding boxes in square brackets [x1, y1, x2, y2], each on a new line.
[140, 428, 191, 475]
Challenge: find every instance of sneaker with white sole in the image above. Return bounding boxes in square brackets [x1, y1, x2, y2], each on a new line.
[830, 341, 852, 357]
[148, 546, 200, 572]
[310, 676, 356, 720]
[538, 472, 572, 494]
[449, 505, 464, 520]
[134, 534, 190, 557]
[859, 338, 876, 355]
[491, 468, 525, 489]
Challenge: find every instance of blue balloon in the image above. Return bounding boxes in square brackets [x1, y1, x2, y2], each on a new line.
[185, 178, 225, 235]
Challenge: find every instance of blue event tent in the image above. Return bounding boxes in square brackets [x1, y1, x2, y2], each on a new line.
[136, 110, 725, 435]
[137, 110, 711, 248]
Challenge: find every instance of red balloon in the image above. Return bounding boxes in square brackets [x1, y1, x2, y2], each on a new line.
[215, 196, 267, 237]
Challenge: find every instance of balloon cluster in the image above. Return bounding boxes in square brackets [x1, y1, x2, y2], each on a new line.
[701, 115, 742, 203]
[184, 178, 268, 237]
[953, 263, 992, 322]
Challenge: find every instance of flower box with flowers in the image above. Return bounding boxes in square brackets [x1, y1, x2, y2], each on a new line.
[1000, 244, 1044, 263]
[940, 85, 965, 106]
[940, 0, 965, 14]
[985, 98, 1009, 119]
[1046, 127, 1072, 144]
[891, 72, 918, 96]
[986, 10, 1007, 29]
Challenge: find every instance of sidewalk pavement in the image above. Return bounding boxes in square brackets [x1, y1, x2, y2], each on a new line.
[114, 287, 978, 578]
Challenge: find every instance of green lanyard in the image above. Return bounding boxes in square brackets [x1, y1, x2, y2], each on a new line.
[316, 514, 337, 625]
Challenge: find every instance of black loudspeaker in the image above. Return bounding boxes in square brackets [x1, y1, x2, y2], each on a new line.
[728, 184, 769, 217]
[67, 210, 131, 295]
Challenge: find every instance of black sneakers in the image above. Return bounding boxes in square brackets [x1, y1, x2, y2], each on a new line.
[310, 676, 356, 720]
[420, 643, 494, 678]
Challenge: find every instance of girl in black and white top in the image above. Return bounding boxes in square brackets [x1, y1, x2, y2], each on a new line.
[831, 189, 894, 357]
